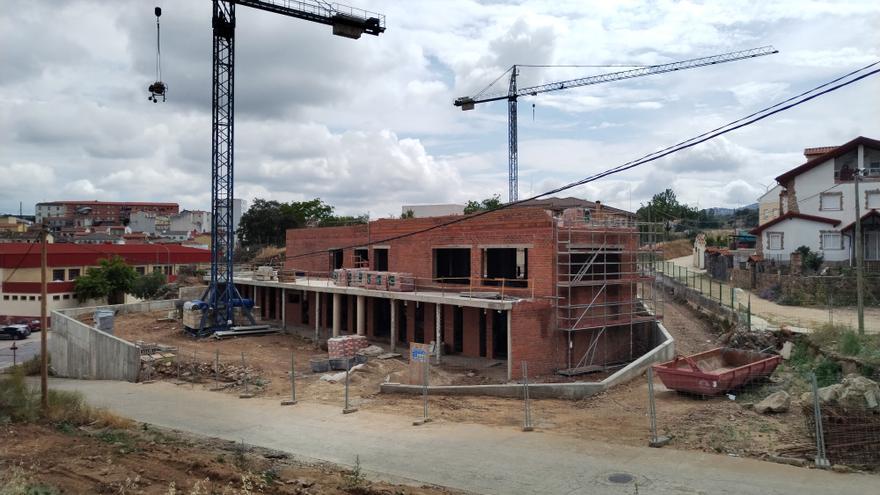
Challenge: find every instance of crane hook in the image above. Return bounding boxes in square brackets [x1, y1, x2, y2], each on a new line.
[148, 6, 167, 103]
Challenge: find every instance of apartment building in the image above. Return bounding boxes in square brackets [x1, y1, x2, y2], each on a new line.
[35, 201, 179, 229]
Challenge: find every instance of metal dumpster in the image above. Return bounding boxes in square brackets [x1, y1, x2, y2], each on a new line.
[652, 347, 782, 396]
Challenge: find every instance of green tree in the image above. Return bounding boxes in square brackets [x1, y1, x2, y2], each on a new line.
[636, 188, 698, 223]
[237, 198, 362, 246]
[73, 256, 137, 304]
[464, 194, 502, 214]
[130, 271, 167, 300]
[400, 209, 415, 219]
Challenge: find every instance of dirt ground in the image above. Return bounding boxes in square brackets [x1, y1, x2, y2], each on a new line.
[0, 423, 461, 495]
[94, 299, 812, 462]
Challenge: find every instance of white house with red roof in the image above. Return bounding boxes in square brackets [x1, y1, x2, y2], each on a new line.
[751, 136, 880, 264]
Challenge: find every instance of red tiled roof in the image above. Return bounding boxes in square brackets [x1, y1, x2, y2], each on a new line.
[40, 200, 179, 207]
[776, 136, 880, 184]
[0, 243, 210, 269]
[750, 212, 841, 234]
[840, 209, 880, 233]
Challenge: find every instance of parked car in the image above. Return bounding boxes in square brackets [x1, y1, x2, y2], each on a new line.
[24, 319, 41, 332]
[1, 324, 31, 340]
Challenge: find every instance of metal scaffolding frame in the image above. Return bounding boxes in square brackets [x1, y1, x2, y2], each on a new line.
[554, 211, 664, 374]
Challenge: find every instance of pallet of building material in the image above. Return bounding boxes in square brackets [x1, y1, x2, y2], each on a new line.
[387, 272, 415, 292]
[327, 334, 369, 359]
[332, 268, 348, 286]
[363, 271, 377, 289]
[373, 271, 388, 290]
[349, 269, 367, 287]
[278, 269, 297, 283]
[254, 265, 277, 281]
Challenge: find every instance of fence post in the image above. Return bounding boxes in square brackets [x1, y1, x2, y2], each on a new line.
[414, 357, 431, 425]
[239, 352, 253, 399]
[747, 292, 752, 330]
[647, 367, 669, 447]
[810, 372, 831, 468]
[343, 357, 357, 414]
[282, 350, 297, 406]
[213, 349, 221, 391]
[191, 349, 197, 389]
[522, 361, 533, 432]
[730, 286, 734, 310]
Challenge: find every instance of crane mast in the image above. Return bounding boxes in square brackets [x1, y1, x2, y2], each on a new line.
[455, 46, 778, 202]
[199, 0, 385, 335]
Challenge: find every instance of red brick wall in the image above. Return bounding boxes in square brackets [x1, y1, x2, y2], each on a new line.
[509, 301, 558, 378]
[285, 208, 557, 297]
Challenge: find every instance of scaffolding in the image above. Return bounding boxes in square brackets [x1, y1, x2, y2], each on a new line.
[554, 209, 664, 375]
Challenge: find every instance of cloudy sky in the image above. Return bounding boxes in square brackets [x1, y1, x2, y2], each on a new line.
[1, 0, 878, 218]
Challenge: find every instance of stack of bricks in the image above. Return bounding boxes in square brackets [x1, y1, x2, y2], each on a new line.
[364, 271, 377, 289]
[327, 335, 369, 359]
[387, 272, 415, 292]
[278, 269, 297, 283]
[332, 268, 349, 286]
[349, 268, 366, 287]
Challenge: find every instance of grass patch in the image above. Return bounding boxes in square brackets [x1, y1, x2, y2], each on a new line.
[0, 370, 131, 429]
[3, 355, 46, 377]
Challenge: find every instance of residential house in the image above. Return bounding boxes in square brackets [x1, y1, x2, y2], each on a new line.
[751, 136, 880, 265]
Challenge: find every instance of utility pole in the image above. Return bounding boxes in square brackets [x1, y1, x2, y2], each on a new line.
[854, 159, 865, 335]
[40, 224, 49, 410]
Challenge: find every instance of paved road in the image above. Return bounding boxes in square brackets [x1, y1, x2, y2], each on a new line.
[0, 334, 42, 369]
[45, 378, 874, 495]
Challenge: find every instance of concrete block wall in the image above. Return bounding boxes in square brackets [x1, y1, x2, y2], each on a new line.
[49, 300, 177, 382]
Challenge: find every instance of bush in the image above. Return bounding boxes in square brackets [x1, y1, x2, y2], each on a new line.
[795, 245, 823, 272]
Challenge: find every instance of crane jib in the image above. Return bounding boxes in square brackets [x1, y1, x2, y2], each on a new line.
[456, 46, 778, 107]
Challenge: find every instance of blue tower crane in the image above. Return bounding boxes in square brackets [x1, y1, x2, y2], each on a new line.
[190, 0, 385, 336]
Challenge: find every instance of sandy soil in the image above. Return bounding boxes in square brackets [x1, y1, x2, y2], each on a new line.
[0, 423, 460, 495]
[97, 300, 810, 460]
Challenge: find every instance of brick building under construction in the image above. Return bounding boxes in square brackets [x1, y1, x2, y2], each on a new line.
[234, 201, 665, 379]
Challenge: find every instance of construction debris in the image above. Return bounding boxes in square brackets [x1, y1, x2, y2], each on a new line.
[718, 327, 790, 352]
[754, 391, 790, 414]
[800, 374, 880, 468]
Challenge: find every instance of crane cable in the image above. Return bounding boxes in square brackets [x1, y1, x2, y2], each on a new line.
[285, 60, 880, 263]
[155, 6, 162, 83]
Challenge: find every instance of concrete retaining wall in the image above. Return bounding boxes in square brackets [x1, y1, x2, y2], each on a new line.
[49, 300, 178, 382]
[381, 320, 674, 400]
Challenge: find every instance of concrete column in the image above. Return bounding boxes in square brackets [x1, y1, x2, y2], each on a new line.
[507, 309, 513, 381]
[332, 293, 341, 337]
[390, 301, 397, 352]
[435, 303, 442, 362]
[314, 292, 321, 341]
[356, 295, 366, 336]
[281, 288, 287, 330]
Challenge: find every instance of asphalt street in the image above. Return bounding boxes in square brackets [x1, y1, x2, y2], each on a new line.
[44, 378, 877, 495]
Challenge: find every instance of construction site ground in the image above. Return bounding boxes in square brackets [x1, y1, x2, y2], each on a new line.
[0, 422, 460, 495]
[99, 299, 812, 462]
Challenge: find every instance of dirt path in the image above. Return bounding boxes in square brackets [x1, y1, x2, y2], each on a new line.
[666, 255, 880, 334]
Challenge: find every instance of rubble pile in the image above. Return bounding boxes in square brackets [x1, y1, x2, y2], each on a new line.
[800, 374, 880, 468]
[142, 359, 265, 388]
[719, 327, 790, 352]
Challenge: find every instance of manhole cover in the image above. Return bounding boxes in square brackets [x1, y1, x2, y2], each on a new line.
[607, 473, 635, 484]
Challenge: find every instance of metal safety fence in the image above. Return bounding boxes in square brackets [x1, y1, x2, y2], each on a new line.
[646, 348, 880, 469]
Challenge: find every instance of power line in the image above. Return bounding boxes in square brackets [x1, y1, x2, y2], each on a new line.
[286, 61, 880, 263]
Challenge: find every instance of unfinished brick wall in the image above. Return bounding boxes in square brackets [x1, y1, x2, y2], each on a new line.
[285, 208, 557, 297]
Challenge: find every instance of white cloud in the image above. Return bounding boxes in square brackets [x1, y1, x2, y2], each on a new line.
[1, 0, 879, 217]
